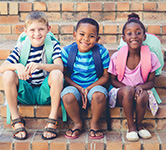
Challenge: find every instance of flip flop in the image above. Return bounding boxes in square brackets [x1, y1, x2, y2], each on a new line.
[65, 129, 82, 139]
[89, 129, 104, 139]
[41, 118, 57, 140]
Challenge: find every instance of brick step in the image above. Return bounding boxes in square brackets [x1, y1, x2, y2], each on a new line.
[0, 129, 166, 150]
[1, 104, 166, 131]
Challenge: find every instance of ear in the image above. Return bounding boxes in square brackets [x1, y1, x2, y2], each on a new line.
[96, 36, 100, 42]
[122, 35, 126, 42]
[73, 32, 76, 40]
[47, 25, 51, 33]
[143, 34, 146, 41]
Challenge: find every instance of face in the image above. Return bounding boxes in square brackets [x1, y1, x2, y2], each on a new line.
[74, 23, 100, 52]
[24, 20, 50, 47]
[123, 22, 146, 51]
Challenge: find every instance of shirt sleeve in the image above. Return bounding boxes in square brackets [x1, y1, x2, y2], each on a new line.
[100, 45, 110, 69]
[52, 41, 61, 60]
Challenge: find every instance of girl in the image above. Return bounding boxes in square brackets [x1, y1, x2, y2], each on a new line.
[108, 14, 161, 141]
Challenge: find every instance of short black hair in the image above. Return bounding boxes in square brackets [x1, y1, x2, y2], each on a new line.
[122, 13, 145, 35]
[76, 18, 99, 35]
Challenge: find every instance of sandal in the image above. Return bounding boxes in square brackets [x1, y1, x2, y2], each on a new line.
[41, 118, 58, 140]
[89, 129, 104, 139]
[65, 129, 82, 139]
[11, 118, 28, 140]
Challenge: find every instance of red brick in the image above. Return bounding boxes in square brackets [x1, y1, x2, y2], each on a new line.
[131, 2, 143, 11]
[104, 24, 117, 34]
[19, 105, 34, 117]
[158, 2, 166, 11]
[0, 25, 11, 34]
[36, 106, 50, 118]
[116, 12, 129, 22]
[60, 24, 74, 34]
[144, 2, 157, 11]
[102, 12, 116, 21]
[0, 16, 19, 24]
[20, 13, 28, 22]
[87, 142, 104, 150]
[47, 2, 60, 11]
[19, 2, 32, 11]
[76, 3, 89, 11]
[117, 2, 130, 11]
[162, 25, 166, 34]
[62, 2, 74, 11]
[75, 12, 89, 22]
[70, 143, 86, 150]
[110, 107, 121, 118]
[9, 2, 18, 15]
[0, 2, 8, 15]
[90, 12, 102, 21]
[124, 141, 141, 150]
[99, 24, 103, 34]
[103, 2, 116, 11]
[45, 12, 61, 22]
[147, 25, 161, 34]
[62, 12, 74, 21]
[144, 12, 162, 21]
[111, 119, 121, 130]
[12, 24, 25, 34]
[157, 119, 166, 130]
[50, 24, 59, 34]
[90, 2, 102, 11]
[34, 2, 46, 11]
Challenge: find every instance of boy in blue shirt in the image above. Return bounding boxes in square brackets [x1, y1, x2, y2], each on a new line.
[0, 11, 63, 140]
[61, 18, 110, 139]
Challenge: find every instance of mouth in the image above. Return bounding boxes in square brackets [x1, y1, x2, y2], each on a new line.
[80, 42, 90, 47]
[130, 40, 138, 44]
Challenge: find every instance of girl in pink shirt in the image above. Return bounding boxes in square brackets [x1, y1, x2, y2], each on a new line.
[108, 13, 160, 142]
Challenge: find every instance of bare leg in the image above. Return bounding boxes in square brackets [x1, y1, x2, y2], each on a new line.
[135, 91, 149, 130]
[62, 93, 82, 137]
[90, 92, 106, 137]
[3, 71, 26, 138]
[43, 70, 63, 139]
[117, 86, 136, 132]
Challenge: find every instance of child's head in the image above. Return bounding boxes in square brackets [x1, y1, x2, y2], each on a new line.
[74, 18, 100, 52]
[122, 13, 146, 50]
[24, 11, 50, 47]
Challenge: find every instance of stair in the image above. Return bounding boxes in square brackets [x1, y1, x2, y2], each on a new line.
[1, 0, 166, 150]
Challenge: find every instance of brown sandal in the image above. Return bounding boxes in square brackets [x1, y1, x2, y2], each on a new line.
[11, 118, 28, 140]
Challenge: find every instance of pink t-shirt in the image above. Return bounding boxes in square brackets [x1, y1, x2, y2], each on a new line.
[108, 51, 161, 86]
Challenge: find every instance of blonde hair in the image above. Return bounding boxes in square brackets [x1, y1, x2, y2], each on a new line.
[25, 11, 49, 27]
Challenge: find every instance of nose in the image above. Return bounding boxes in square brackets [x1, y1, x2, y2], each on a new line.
[34, 30, 40, 36]
[83, 35, 89, 41]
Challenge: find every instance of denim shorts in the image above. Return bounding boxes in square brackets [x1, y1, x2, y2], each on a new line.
[61, 85, 108, 104]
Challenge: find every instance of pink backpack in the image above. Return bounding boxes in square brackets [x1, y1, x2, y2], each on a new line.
[116, 45, 151, 82]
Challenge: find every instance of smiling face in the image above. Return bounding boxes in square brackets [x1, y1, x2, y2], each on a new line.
[24, 20, 50, 47]
[123, 22, 146, 51]
[74, 23, 100, 53]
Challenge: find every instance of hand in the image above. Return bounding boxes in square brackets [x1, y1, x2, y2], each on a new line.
[25, 62, 41, 76]
[80, 88, 88, 109]
[134, 85, 143, 100]
[16, 64, 29, 80]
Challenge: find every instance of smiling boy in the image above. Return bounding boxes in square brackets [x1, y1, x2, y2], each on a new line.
[0, 11, 63, 140]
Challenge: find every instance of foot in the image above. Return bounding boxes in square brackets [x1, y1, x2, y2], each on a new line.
[65, 123, 82, 139]
[126, 130, 139, 142]
[12, 118, 27, 140]
[90, 122, 103, 139]
[138, 128, 152, 139]
[42, 118, 57, 140]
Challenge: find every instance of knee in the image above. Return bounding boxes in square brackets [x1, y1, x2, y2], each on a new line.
[121, 86, 135, 99]
[92, 92, 106, 104]
[136, 91, 149, 107]
[62, 94, 76, 105]
[49, 69, 63, 83]
[3, 71, 17, 83]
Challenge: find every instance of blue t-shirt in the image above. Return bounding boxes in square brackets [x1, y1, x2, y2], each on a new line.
[61, 43, 110, 88]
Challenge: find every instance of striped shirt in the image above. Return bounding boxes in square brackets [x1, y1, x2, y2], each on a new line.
[6, 40, 61, 86]
[61, 43, 110, 88]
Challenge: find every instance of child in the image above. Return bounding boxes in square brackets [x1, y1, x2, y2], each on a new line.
[61, 18, 110, 139]
[108, 14, 161, 141]
[0, 11, 63, 140]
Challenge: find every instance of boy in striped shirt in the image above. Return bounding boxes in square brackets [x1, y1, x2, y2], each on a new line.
[61, 18, 110, 139]
[0, 11, 63, 140]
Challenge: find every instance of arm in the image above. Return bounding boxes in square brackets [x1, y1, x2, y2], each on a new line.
[111, 73, 126, 88]
[25, 57, 64, 75]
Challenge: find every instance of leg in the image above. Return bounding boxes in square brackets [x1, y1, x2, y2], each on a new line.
[117, 86, 136, 132]
[3, 71, 27, 139]
[62, 86, 82, 138]
[42, 69, 63, 139]
[135, 91, 149, 130]
[90, 92, 106, 138]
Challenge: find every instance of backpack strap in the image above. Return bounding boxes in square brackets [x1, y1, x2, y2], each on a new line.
[92, 44, 103, 78]
[117, 45, 151, 82]
[67, 42, 103, 78]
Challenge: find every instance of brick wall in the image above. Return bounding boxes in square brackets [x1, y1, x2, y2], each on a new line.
[0, 1, 166, 47]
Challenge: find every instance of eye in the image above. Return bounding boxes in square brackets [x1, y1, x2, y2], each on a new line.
[39, 28, 44, 31]
[79, 33, 84, 36]
[30, 29, 35, 32]
[127, 32, 132, 36]
[89, 35, 95, 38]
[136, 31, 141, 35]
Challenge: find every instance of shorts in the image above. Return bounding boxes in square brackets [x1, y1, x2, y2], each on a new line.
[17, 76, 51, 105]
[61, 85, 108, 104]
[109, 87, 158, 116]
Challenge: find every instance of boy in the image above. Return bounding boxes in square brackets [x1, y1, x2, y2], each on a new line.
[0, 11, 63, 140]
[61, 18, 110, 139]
